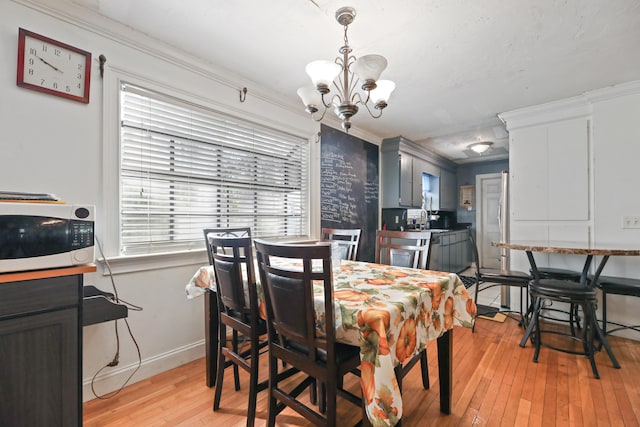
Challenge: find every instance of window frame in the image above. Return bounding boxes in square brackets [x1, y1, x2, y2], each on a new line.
[102, 67, 315, 274]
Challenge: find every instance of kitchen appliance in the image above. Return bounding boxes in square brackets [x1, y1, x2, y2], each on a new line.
[0, 202, 95, 273]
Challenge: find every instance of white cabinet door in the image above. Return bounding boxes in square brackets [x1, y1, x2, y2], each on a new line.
[510, 125, 548, 220]
[548, 119, 589, 220]
[510, 117, 589, 221]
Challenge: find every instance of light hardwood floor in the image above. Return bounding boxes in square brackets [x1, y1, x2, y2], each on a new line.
[83, 317, 640, 426]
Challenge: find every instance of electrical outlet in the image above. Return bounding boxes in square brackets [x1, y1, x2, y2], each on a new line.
[622, 215, 640, 229]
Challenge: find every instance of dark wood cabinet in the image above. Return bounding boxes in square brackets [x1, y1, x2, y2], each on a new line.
[0, 266, 95, 427]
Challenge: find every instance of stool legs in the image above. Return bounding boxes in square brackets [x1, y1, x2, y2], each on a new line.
[522, 296, 620, 379]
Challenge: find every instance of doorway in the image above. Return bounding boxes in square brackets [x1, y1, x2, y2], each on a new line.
[475, 173, 503, 269]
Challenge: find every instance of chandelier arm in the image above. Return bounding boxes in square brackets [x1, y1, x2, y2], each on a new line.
[310, 107, 328, 122]
[359, 97, 384, 119]
[346, 55, 359, 102]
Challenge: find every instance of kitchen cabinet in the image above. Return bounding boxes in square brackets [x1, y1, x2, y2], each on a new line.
[429, 229, 470, 273]
[387, 152, 429, 208]
[439, 168, 457, 211]
[382, 136, 451, 209]
[398, 152, 414, 207]
[509, 117, 589, 221]
[0, 265, 95, 427]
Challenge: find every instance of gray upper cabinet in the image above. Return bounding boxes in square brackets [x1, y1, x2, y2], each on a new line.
[439, 168, 457, 211]
[381, 137, 457, 209]
[399, 153, 414, 207]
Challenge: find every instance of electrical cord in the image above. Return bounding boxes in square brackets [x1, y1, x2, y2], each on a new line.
[89, 236, 143, 399]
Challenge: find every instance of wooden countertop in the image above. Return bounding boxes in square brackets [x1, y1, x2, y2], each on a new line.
[0, 264, 97, 283]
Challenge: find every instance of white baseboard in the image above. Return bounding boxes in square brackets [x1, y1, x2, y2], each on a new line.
[82, 339, 205, 402]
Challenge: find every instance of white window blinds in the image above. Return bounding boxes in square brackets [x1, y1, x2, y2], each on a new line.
[119, 83, 309, 255]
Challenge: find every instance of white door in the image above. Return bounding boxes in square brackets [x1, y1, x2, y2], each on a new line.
[476, 173, 502, 269]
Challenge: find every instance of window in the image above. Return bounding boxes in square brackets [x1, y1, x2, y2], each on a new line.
[119, 83, 309, 255]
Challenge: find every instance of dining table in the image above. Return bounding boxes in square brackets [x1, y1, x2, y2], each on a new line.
[186, 259, 476, 426]
[491, 240, 640, 366]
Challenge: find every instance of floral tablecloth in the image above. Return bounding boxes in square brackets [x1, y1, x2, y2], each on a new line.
[186, 260, 476, 426]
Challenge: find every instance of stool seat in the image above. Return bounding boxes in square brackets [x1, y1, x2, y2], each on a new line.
[532, 267, 582, 281]
[591, 275, 640, 335]
[478, 268, 531, 283]
[594, 275, 640, 296]
[532, 279, 596, 300]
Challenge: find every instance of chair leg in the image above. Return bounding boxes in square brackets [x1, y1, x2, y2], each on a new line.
[309, 378, 317, 405]
[602, 289, 608, 335]
[533, 300, 542, 362]
[520, 297, 540, 348]
[232, 330, 241, 391]
[326, 378, 337, 427]
[581, 303, 600, 379]
[590, 302, 621, 369]
[213, 324, 227, 411]
[246, 336, 260, 427]
[266, 353, 278, 427]
[472, 277, 480, 333]
[394, 364, 403, 392]
[318, 381, 327, 414]
[420, 350, 429, 390]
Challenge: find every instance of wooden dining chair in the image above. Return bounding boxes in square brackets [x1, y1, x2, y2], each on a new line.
[374, 229, 432, 392]
[375, 229, 432, 270]
[254, 239, 362, 427]
[204, 228, 296, 427]
[468, 228, 532, 332]
[321, 227, 361, 261]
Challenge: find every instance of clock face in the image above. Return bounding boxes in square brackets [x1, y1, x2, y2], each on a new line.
[17, 29, 91, 103]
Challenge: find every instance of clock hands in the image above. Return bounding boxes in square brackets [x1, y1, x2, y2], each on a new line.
[35, 53, 63, 73]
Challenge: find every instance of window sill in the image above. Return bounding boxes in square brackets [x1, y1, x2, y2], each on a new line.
[97, 249, 208, 276]
[96, 236, 314, 275]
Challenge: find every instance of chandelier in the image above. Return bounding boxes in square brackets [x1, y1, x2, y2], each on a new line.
[297, 7, 395, 132]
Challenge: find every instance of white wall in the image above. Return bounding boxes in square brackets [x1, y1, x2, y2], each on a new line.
[1, 0, 333, 401]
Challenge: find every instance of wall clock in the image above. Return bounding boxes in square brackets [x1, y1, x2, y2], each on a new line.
[17, 28, 91, 103]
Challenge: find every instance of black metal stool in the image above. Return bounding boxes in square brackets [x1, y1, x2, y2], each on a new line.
[531, 267, 583, 334]
[595, 275, 640, 335]
[520, 278, 621, 379]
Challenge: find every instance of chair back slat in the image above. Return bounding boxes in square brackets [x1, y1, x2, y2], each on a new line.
[375, 229, 432, 269]
[321, 228, 361, 261]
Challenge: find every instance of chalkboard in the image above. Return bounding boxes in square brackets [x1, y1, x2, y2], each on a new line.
[320, 124, 379, 262]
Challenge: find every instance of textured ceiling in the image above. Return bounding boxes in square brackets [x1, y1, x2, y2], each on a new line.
[64, 0, 640, 163]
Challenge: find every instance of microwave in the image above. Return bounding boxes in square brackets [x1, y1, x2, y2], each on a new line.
[0, 202, 95, 273]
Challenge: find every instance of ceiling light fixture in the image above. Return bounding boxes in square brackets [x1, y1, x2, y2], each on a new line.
[469, 141, 494, 154]
[297, 7, 395, 132]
